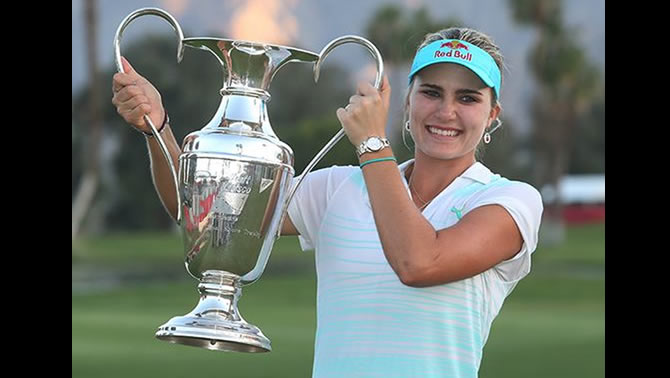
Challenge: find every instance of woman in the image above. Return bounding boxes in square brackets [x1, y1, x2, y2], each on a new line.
[113, 27, 543, 378]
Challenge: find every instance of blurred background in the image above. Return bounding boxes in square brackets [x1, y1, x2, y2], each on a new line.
[72, 0, 605, 377]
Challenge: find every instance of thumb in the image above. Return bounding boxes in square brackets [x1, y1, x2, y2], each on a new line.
[379, 74, 391, 109]
[120, 56, 136, 75]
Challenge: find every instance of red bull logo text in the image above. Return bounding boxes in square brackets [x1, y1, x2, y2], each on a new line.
[434, 49, 472, 61]
[436, 41, 472, 61]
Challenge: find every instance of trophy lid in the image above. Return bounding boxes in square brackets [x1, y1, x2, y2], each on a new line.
[183, 38, 319, 97]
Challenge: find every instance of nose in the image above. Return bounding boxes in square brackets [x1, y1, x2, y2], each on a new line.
[435, 98, 457, 120]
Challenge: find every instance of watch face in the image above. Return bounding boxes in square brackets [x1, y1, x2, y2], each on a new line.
[368, 138, 383, 150]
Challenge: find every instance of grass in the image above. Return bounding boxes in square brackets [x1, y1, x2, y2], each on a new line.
[72, 276, 318, 378]
[72, 223, 604, 377]
[72, 231, 184, 266]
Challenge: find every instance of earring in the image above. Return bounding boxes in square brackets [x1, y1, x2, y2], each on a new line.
[402, 120, 414, 152]
[484, 118, 503, 144]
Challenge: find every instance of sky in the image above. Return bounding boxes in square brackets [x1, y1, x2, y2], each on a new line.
[72, 0, 605, 135]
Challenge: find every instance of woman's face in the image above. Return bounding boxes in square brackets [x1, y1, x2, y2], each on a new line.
[408, 63, 500, 163]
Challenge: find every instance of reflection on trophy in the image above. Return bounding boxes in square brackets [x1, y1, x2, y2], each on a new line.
[114, 8, 383, 353]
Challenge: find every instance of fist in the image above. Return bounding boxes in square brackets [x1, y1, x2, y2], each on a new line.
[335, 75, 391, 147]
[111, 56, 165, 134]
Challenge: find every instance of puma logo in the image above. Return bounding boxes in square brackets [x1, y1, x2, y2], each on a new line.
[451, 206, 465, 220]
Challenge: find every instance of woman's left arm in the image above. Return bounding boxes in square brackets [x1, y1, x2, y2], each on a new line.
[337, 77, 523, 287]
[366, 162, 522, 287]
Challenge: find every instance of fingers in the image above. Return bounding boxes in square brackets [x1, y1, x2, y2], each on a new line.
[355, 74, 391, 104]
[112, 57, 144, 93]
[112, 56, 166, 131]
[112, 72, 141, 94]
[112, 79, 152, 128]
[117, 101, 151, 128]
[112, 84, 150, 121]
[117, 97, 152, 126]
[343, 100, 359, 114]
[345, 91, 379, 113]
[115, 91, 150, 112]
[336, 107, 347, 122]
[357, 80, 379, 96]
[340, 96, 368, 116]
[112, 85, 145, 104]
[350, 76, 390, 106]
[338, 77, 390, 147]
[128, 103, 152, 121]
[344, 91, 378, 115]
[111, 56, 152, 118]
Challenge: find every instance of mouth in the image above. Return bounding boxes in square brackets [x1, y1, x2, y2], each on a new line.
[425, 125, 462, 138]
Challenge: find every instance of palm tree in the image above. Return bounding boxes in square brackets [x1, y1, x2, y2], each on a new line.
[508, 0, 601, 243]
[72, 0, 102, 241]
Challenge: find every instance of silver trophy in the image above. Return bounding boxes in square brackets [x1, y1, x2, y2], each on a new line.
[113, 8, 383, 353]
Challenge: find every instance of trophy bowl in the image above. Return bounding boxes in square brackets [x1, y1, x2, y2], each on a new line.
[155, 132, 295, 352]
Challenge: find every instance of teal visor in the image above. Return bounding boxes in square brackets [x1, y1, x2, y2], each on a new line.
[408, 39, 501, 99]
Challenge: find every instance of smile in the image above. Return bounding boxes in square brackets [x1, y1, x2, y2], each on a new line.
[426, 126, 461, 137]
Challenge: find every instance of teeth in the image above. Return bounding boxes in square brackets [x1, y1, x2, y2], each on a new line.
[428, 127, 459, 136]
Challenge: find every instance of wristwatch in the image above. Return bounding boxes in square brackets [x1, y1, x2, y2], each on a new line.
[356, 136, 390, 157]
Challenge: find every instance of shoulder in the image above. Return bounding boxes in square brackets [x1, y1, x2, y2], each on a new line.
[458, 168, 544, 231]
[481, 178, 542, 204]
[468, 164, 543, 209]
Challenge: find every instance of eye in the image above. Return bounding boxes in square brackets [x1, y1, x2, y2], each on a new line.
[459, 95, 479, 103]
[421, 89, 440, 98]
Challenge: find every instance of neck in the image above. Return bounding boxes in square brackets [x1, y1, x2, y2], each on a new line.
[406, 153, 476, 201]
[204, 93, 275, 136]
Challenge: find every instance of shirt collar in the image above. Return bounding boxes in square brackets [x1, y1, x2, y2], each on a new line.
[460, 161, 494, 184]
[398, 159, 493, 185]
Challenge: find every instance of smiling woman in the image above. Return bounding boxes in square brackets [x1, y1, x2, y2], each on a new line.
[113, 22, 544, 377]
[280, 27, 544, 377]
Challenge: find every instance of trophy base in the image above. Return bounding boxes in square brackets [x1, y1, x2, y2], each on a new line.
[156, 316, 271, 352]
[155, 270, 271, 352]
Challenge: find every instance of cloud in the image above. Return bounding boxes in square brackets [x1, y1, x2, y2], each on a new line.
[228, 0, 300, 45]
[160, 0, 191, 17]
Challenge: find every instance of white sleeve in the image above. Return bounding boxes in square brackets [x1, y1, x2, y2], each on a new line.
[468, 182, 544, 283]
[286, 165, 356, 251]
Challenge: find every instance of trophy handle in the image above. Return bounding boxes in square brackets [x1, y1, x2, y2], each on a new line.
[278, 36, 384, 237]
[113, 8, 186, 225]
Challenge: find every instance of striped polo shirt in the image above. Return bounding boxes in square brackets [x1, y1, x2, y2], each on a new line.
[287, 160, 543, 378]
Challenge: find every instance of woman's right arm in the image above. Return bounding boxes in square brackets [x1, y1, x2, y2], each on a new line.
[112, 56, 180, 220]
[281, 215, 299, 236]
[144, 125, 181, 220]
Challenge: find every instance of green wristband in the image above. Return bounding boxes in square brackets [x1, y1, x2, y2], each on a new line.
[360, 157, 397, 168]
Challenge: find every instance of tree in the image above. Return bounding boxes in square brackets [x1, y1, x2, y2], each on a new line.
[269, 62, 357, 172]
[568, 99, 605, 174]
[72, 0, 102, 241]
[508, 0, 603, 243]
